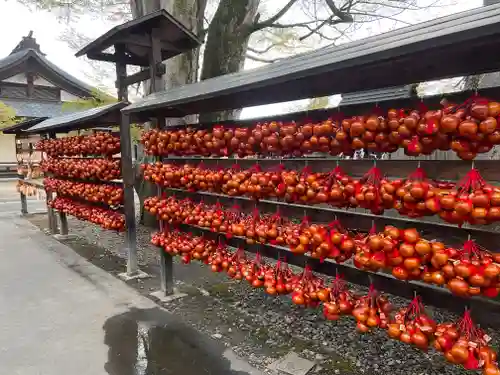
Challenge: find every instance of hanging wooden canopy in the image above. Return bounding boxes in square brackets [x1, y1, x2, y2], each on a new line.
[75, 9, 202, 67]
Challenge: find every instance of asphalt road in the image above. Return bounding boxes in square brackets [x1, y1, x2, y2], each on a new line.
[0, 182, 262, 375]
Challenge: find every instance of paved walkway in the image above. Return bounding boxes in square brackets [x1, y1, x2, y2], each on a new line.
[0, 181, 46, 215]
[0, 214, 263, 375]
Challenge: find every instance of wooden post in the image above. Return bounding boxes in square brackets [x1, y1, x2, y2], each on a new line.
[19, 174, 28, 215]
[47, 190, 58, 234]
[120, 111, 139, 276]
[115, 44, 129, 102]
[150, 28, 174, 295]
[156, 115, 173, 296]
[16, 135, 28, 215]
[115, 43, 140, 277]
[59, 212, 68, 235]
[160, 251, 174, 295]
[150, 28, 164, 94]
[47, 132, 58, 234]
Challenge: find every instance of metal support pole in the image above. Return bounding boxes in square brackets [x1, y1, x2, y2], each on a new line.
[120, 112, 139, 276]
[18, 174, 28, 215]
[59, 212, 68, 235]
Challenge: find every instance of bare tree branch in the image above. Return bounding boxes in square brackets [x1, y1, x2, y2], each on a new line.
[248, 44, 283, 54]
[265, 19, 329, 29]
[245, 53, 281, 63]
[356, 0, 442, 11]
[348, 11, 412, 25]
[299, 17, 346, 41]
[253, 0, 300, 31]
[325, 0, 354, 21]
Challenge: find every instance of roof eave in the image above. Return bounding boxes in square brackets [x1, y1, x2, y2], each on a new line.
[0, 49, 101, 99]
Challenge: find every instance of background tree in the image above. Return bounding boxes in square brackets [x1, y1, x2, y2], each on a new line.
[307, 96, 330, 111]
[16, 0, 456, 223]
[17, 0, 452, 119]
[61, 88, 116, 111]
[0, 101, 21, 129]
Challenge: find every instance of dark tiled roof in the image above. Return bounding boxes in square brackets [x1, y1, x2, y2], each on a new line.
[0, 50, 29, 70]
[0, 49, 95, 96]
[76, 9, 202, 66]
[1, 117, 47, 134]
[0, 99, 72, 118]
[26, 101, 127, 133]
[10, 31, 43, 55]
[123, 3, 500, 116]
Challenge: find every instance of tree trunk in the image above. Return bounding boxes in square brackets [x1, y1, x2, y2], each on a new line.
[464, 0, 500, 90]
[130, 0, 206, 92]
[200, 0, 260, 121]
[131, 0, 205, 226]
[161, 0, 206, 90]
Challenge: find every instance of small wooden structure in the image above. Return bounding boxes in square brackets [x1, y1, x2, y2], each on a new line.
[29, 10, 202, 282]
[0, 32, 100, 165]
[25, 102, 128, 238]
[3, 117, 47, 214]
[0, 31, 96, 117]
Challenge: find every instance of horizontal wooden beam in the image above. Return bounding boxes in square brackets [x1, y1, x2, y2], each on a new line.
[113, 34, 184, 52]
[117, 63, 166, 88]
[87, 51, 146, 66]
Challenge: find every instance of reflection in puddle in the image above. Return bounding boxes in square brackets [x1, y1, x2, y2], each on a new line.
[136, 323, 148, 374]
[103, 308, 258, 375]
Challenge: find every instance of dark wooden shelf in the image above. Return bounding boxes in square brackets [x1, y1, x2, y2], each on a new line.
[168, 221, 500, 328]
[160, 187, 499, 238]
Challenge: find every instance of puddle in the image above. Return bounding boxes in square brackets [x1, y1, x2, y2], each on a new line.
[103, 308, 260, 375]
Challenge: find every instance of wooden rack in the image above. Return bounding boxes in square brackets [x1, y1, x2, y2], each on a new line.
[121, 3, 500, 327]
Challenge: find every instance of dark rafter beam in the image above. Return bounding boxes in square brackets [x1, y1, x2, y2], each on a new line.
[112, 34, 184, 53]
[87, 51, 147, 66]
[116, 63, 166, 88]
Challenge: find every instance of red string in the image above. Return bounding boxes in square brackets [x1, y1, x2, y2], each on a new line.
[301, 166, 312, 175]
[363, 166, 382, 186]
[457, 169, 486, 193]
[418, 101, 428, 113]
[408, 167, 427, 181]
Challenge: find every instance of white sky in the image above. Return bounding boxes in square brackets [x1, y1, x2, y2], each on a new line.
[0, 2, 105, 87]
[0, 0, 484, 119]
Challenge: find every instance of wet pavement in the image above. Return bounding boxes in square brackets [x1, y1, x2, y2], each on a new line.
[0, 212, 262, 375]
[104, 308, 260, 375]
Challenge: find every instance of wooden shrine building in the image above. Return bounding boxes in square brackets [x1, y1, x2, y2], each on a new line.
[0, 31, 97, 163]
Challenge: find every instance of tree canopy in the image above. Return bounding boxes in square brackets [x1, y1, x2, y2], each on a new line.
[16, 0, 461, 120]
[0, 101, 21, 129]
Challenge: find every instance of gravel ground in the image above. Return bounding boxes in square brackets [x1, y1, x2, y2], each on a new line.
[27, 213, 499, 375]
